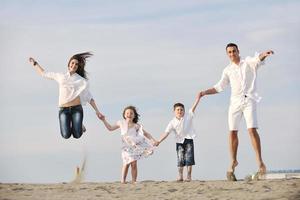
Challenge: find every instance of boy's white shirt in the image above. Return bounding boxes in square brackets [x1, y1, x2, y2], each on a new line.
[165, 109, 196, 144]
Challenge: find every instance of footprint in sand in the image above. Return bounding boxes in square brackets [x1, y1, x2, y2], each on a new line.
[168, 188, 177, 193]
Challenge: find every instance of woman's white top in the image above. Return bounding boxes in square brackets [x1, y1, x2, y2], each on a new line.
[42, 71, 93, 106]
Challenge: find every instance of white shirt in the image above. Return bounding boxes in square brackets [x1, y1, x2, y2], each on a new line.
[42, 71, 93, 106]
[165, 109, 196, 144]
[214, 52, 265, 105]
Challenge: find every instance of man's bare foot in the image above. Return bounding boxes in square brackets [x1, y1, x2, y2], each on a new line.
[228, 160, 238, 172]
[259, 162, 266, 174]
[121, 181, 127, 184]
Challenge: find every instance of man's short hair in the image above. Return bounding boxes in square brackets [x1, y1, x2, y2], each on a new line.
[173, 103, 185, 110]
[226, 43, 239, 51]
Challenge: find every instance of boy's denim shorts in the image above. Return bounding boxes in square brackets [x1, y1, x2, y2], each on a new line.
[176, 139, 195, 167]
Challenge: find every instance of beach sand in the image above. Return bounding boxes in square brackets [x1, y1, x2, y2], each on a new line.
[1, 179, 299, 200]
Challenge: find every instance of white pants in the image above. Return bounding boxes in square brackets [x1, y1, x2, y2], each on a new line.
[228, 98, 258, 131]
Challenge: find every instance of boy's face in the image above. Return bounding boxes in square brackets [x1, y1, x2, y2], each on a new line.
[174, 106, 185, 119]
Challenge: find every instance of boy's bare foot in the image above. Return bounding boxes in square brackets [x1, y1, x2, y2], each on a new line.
[185, 177, 192, 182]
[228, 160, 238, 172]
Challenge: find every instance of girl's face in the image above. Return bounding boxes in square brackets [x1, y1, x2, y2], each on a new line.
[68, 59, 79, 73]
[124, 109, 135, 122]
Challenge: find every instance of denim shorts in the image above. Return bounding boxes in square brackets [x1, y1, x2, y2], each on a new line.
[58, 105, 83, 139]
[176, 139, 195, 167]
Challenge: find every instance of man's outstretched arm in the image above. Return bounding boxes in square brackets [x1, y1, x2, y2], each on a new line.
[259, 50, 274, 61]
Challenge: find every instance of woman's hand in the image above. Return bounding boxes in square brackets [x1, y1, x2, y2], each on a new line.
[96, 112, 105, 120]
[29, 57, 38, 66]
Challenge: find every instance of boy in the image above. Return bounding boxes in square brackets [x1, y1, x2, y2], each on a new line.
[156, 94, 201, 181]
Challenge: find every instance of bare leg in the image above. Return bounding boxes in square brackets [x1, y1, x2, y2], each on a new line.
[228, 130, 239, 172]
[121, 163, 130, 183]
[186, 166, 192, 181]
[248, 128, 266, 173]
[131, 161, 138, 183]
[177, 167, 183, 181]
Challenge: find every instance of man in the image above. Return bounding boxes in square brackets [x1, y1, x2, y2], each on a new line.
[199, 43, 274, 181]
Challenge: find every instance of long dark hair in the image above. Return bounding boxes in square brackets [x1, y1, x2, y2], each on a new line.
[68, 52, 93, 79]
[123, 106, 140, 123]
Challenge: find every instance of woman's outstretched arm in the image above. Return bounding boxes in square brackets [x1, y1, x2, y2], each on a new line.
[29, 57, 45, 76]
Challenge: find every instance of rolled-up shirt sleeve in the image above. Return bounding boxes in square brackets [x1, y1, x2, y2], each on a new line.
[80, 88, 93, 105]
[214, 69, 230, 92]
[41, 71, 60, 81]
[246, 52, 265, 70]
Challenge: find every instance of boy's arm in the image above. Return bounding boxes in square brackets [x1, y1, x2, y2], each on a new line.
[99, 116, 119, 131]
[259, 50, 274, 61]
[157, 132, 170, 145]
[191, 93, 201, 113]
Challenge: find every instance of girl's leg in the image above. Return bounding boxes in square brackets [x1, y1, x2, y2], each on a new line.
[71, 105, 84, 139]
[121, 163, 130, 183]
[131, 161, 138, 183]
[59, 108, 72, 139]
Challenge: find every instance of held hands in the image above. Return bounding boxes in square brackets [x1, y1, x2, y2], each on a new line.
[96, 112, 105, 121]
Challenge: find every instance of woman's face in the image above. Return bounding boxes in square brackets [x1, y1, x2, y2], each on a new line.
[68, 59, 79, 73]
[124, 109, 135, 122]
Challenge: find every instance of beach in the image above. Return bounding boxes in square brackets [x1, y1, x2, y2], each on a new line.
[1, 179, 299, 200]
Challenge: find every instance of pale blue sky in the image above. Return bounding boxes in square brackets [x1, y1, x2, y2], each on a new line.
[1, 0, 299, 183]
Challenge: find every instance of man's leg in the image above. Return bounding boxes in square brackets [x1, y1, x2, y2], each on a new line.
[228, 130, 239, 173]
[248, 128, 266, 173]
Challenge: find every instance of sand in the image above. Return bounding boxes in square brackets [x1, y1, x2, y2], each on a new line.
[1, 179, 299, 200]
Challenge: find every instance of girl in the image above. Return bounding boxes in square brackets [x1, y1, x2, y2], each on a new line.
[29, 52, 103, 139]
[99, 106, 158, 183]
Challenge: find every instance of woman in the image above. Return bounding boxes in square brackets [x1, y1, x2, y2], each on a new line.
[29, 52, 103, 139]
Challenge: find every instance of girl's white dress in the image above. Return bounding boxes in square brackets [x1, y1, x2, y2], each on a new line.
[117, 120, 154, 164]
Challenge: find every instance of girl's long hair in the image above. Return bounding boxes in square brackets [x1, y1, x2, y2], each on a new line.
[123, 106, 140, 123]
[68, 52, 93, 79]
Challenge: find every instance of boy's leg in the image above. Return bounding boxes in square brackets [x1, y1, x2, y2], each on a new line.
[121, 163, 130, 183]
[131, 161, 138, 183]
[187, 166, 192, 181]
[177, 167, 184, 181]
[184, 139, 195, 181]
[176, 143, 185, 181]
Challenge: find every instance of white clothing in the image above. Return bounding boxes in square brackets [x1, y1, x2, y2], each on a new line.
[42, 71, 93, 106]
[165, 109, 196, 144]
[213, 53, 264, 130]
[117, 120, 154, 164]
[228, 97, 258, 130]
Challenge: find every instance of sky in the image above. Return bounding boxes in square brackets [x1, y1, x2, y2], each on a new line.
[0, 0, 299, 183]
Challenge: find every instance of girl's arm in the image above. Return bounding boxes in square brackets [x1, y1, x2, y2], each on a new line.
[143, 129, 159, 146]
[99, 116, 119, 131]
[29, 57, 45, 76]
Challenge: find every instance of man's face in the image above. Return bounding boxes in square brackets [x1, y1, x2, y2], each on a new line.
[226, 46, 239, 62]
[174, 106, 185, 119]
